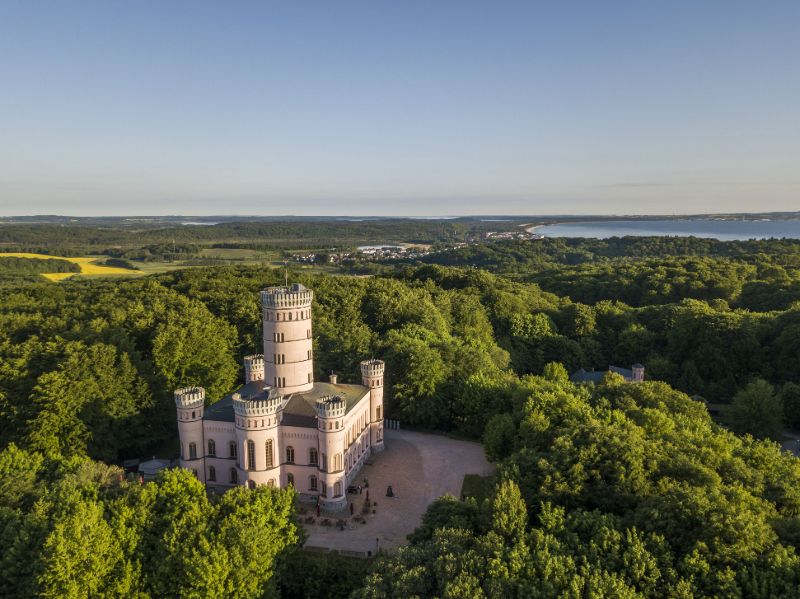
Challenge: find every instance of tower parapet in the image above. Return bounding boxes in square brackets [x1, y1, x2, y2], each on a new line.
[244, 354, 265, 383]
[360, 359, 385, 383]
[232, 387, 284, 419]
[261, 284, 313, 309]
[174, 386, 205, 409]
[315, 395, 347, 420]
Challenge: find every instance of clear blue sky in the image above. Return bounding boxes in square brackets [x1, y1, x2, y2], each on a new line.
[1, 1, 798, 216]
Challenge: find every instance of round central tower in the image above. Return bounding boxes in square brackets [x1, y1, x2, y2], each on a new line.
[261, 283, 314, 394]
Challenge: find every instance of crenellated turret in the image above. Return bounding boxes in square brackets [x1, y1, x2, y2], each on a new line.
[175, 386, 206, 479]
[244, 354, 265, 383]
[361, 359, 385, 451]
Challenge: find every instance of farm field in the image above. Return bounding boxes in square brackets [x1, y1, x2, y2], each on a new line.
[0, 252, 144, 281]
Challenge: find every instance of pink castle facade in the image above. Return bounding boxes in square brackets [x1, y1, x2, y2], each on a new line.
[175, 283, 384, 511]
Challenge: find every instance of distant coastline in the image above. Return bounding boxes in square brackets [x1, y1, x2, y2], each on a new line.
[528, 218, 800, 241]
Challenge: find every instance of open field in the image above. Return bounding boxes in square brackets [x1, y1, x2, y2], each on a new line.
[0, 252, 144, 281]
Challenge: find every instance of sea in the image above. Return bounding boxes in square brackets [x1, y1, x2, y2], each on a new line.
[531, 219, 800, 241]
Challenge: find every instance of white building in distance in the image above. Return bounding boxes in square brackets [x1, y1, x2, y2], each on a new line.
[175, 283, 385, 511]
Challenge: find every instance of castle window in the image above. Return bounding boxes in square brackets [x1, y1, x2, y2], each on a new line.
[321, 483, 327, 497]
[248, 480, 256, 489]
[191, 411, 196, 418]
[334, 481, 342, 497]
[377, 406, 381, 420]
[229, 441, 237, 459]
[308, 373, 312, 383]
[307, 350, 311, 360]
[208, 466, 216, 481]
[282, 377, 286, 387]
[309, 475, 318, 491]
[267, 479, 275, 487]
[208, 439, 216, 456]
[289, 312, 293, 321]
[230, 468, 238, 484]
[247, 440, 255, 471]
[189, 442, 197, 459]
[286, 446, 295, 463]
[307, 329, 311, 338]
[287, 473, 294, 486]
[334, 453, 342, 471]
[265, 439, 274, 468]
[321, 453, 327, 471]
[309, 447, 318, 466]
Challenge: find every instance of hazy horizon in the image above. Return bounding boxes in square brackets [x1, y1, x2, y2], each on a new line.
[1, 1, 798, 216]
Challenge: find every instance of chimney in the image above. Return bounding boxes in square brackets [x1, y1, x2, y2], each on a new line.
[329, 372, 338, 385]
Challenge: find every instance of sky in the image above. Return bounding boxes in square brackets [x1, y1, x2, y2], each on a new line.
[0, 1, 798, 216]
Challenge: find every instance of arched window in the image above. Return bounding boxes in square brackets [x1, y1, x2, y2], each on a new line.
[377, 406, 381, 420]
[309, 447, 318, 466]
[207, 439, 216, 456]
[247, 440, 255, 471]
[286, 446, 295, 463]
[289, 312, 293, 320]
[321, 453, 327, 471]
[309, 475, 318, 491]
[265, 439, 274, 468]
[229, 441, 237, 459]
[208, 465, 216, 481]
[334, 481, 342, 497]
[189, 442, 197, 459]
[230, 468, 238, 484]
[287, 473, 294, 486]
[334, 453, 342, 471]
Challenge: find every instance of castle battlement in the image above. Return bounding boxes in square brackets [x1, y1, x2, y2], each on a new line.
[174, 386, 205, 408]
[232, 387, 283, 417]
[360, 358, 385, 378]
[315, 395, 347, 418]
[261, 283, 313, 309]
[244, 354, 264, 368]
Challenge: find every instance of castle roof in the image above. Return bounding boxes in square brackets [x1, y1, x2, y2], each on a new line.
[570, 365, 634, 383]
[203, 381, 370, 427]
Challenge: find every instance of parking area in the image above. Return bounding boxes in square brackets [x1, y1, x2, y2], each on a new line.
[302, 428, 494, 554]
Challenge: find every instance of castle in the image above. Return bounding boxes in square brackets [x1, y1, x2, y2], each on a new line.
[175, 283, 384, 511]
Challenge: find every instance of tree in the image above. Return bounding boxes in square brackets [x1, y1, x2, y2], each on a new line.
[542, 361, 569, 383]
[38, 498, 135, 599]
[727, 379, 784, 441]
[483, 414, 516, 461]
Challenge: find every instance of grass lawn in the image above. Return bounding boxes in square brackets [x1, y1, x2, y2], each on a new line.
[461, 473, 495, 504]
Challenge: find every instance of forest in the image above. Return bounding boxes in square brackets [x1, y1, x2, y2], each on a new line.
[1, 235, 800, 596]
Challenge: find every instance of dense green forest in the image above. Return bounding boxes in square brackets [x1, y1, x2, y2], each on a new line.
[2, 236, 800, 596]
[0, 218, 511, 256]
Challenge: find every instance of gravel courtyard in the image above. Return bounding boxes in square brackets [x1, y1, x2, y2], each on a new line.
[302, 428, 494, 554]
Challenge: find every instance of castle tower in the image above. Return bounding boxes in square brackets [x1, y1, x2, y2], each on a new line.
[361, 359, 385, 452]
[233, 386, 283, 488]
[261, 284, 314, 393]
[244, 354, 265, 383]
[315, 395, 348, 510]
[175, 386, 206, 480]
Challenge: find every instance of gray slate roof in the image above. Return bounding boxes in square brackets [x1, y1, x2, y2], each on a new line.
[570, 366, 634, 383]
[203, 381, 370, 428]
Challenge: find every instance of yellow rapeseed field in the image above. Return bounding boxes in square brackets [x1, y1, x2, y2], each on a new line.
[0, 252, 144, 281]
